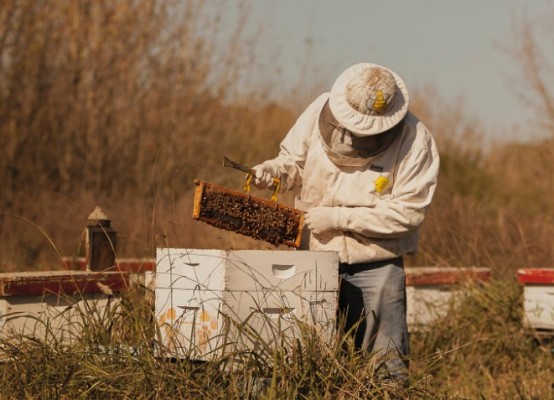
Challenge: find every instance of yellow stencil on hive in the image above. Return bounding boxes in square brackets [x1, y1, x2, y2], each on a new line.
[159, 307, 176, 324]
[199, 310, 211, 322]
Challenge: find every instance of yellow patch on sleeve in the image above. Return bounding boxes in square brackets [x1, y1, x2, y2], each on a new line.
[374, 176, 389, 193]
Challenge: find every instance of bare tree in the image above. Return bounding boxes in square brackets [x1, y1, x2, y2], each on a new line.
[510, 5, 554, 135]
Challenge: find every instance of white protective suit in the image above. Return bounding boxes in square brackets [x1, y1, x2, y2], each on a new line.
[258, 93, 439, 264]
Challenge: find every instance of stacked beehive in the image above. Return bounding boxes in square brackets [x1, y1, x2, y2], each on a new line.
[155, 248, 338, 360]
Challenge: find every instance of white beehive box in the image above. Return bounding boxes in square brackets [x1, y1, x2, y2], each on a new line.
[518, 268, 554, 333]
[0, 271, 129, 342]
[406, 267, 491, 331]
[155, 249, 338, 360]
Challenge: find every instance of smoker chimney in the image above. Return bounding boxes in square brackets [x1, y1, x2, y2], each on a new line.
[86, 206, 117, 271]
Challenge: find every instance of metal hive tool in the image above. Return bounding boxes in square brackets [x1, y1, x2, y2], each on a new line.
[192, 179, 304, 248]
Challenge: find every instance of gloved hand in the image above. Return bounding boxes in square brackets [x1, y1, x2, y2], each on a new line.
[252, 163, 279, 189]
[304, 206, 340, 235]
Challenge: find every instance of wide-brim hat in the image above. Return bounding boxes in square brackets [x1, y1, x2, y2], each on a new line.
[328, 63, 409, 136]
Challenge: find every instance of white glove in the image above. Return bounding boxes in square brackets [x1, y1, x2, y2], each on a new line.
[304, 206, 340, 235]
[252, 163, 279, 189]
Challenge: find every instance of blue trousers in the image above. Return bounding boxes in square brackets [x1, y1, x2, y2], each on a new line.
[338, 257, 409, 380]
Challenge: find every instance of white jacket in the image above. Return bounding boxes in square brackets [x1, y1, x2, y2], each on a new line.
[261, 93, 439, 264]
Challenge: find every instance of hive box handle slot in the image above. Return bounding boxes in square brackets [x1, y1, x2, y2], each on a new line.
[272, 264, 295, 279]
[262, 307, 295, 318]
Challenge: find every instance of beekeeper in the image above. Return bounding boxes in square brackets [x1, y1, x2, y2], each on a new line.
[253, 63, 439, 381]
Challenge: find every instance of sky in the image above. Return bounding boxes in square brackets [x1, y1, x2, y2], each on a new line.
[224, 0, 553, 142]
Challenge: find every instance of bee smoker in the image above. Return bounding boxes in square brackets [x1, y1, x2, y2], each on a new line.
[85, 206, 117, 271]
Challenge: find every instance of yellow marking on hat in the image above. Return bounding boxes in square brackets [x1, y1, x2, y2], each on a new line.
[372, 90, 387, 113]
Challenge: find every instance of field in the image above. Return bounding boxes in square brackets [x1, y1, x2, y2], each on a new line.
[0, 1, 553, 398]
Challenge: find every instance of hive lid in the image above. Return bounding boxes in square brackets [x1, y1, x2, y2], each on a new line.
[517, 268, 554, 284]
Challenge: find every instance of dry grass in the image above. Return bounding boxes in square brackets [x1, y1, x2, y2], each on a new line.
[0, 291, 433, 399]
[1, 275, 552, 399]
[410, 279, 554, 399]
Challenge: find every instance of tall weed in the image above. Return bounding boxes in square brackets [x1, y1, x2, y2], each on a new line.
[411, 278, 554, 399]
[0, 291, 435, 399]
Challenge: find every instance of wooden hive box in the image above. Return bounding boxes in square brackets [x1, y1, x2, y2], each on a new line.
[155, 248, 338, 360]
[518, 268, 554, 334]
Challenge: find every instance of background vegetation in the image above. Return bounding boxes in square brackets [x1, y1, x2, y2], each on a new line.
[0, 0, 552, 398]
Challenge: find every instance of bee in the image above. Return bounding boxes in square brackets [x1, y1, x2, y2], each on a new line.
[367, 90, 389, 114]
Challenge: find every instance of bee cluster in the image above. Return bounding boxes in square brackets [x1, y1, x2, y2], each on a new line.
[196, 185, 303, 246]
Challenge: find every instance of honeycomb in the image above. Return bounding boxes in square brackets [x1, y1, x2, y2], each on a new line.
[193, 180, 304, 247]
